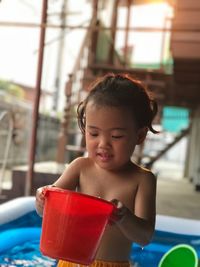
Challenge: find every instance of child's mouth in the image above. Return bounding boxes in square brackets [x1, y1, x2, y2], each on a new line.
[97, 152, 112, 162]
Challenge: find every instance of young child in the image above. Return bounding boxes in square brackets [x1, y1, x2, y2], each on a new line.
[36, 73, 158, 267]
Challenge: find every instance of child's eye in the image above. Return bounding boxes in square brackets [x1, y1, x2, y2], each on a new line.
[112, 135, 123, 139]
[89, 132, 98, 137]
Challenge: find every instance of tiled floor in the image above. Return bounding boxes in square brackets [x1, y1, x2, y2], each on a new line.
[156, 177, 200, 220]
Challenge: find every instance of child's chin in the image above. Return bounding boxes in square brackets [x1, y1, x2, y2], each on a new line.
[97, 161, 117, 171]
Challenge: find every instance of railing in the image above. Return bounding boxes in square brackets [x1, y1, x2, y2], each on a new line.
[142, 127, 190, 168]
[56, 19, 94, 163]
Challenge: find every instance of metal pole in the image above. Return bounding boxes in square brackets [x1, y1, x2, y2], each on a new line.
[25, 0, 48, 196]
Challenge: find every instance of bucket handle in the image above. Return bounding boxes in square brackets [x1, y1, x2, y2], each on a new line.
[109, 199, 129, 225]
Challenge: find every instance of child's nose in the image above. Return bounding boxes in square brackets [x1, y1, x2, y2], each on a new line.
[99, 136, 110, 148]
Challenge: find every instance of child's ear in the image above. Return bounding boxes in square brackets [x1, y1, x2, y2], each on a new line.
[136, 127, 148, 145]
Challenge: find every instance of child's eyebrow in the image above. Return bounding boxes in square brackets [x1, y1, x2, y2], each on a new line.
[86, 125, 99, 130]
[87, 125, 127, 131]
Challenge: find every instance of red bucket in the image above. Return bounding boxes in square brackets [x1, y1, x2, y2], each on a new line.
[40, 188, 116, 265]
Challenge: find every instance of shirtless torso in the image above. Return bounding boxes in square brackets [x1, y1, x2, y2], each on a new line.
[53, 157, 156, 261]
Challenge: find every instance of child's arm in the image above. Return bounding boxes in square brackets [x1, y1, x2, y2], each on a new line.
[112, 171, 156, 246]
[35, 157, 84, 216]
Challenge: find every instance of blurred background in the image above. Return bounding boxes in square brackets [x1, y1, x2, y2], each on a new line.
[0, 0, 199, 219]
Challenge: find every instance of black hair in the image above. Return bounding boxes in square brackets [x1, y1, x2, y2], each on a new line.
[77, 73, 159, 134]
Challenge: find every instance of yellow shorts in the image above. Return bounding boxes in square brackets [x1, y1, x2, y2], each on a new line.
[57, 260, 131, 267]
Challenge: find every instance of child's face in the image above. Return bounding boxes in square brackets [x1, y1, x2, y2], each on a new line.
[85, 102, 142, 171]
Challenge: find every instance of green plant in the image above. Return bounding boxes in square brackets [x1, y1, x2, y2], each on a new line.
[0, 79, 25, 99]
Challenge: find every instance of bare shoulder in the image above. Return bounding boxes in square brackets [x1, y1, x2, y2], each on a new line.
[53, 157, 91, 189]
[65, 156, 95, 177]
[68, 156, 92, 170]
[141, 166, 156, 180]
[135, 164, 156, 187]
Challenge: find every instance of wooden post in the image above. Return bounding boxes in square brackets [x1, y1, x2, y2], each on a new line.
[89, 0, 99, 65]
[56, 74, 73, 164]
[108, 0, 119, 64]
[124, 0, 131, 66]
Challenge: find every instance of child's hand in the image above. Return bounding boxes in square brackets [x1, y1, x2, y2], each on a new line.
[35, 185, 49, 217]
[109, 199, 129, 225]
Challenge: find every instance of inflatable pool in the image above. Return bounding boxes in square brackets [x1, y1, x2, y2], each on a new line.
[0, 197, 57, 266]
[131, 215, 200, 267]
[0, 197, 200, 267]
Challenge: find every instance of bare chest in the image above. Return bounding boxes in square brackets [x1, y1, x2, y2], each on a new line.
[78, 170, 138, 211]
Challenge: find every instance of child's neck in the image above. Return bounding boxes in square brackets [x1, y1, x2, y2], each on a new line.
[94, 160, 134, 174]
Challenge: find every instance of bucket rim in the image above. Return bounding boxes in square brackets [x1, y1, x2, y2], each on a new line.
[45, 187, 116, 208]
